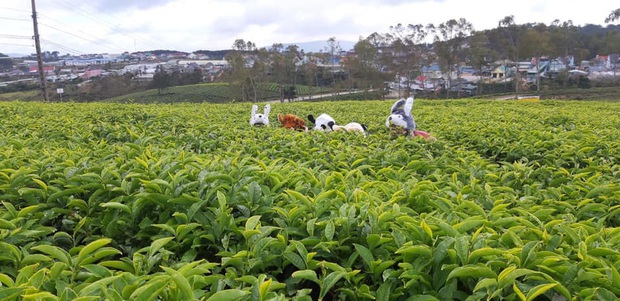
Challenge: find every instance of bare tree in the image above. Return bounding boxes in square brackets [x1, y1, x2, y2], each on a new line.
[497, 15, 521, 97]
[225, 39, 262, 102]
[469, 31, 496, 96]
[384, 23, 428, 97]
[343, 38, 386, 96]
[549, 20, 578, 88]
[430, 18, 473, 98]
[325, 37, 342, 97]
[268, 43, 300, 102]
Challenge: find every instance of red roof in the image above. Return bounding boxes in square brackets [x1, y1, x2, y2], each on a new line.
[29, 66, 55, 72]
[82, 69, 102, 79]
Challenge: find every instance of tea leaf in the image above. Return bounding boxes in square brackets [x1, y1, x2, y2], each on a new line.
[206, 289, 250, 301]
[319, 271, 346, 300]
[376, 281, 392, 301]
[353, 243, 374, 269]
[447, 265, 497, 281]
[325, 221, 335, 241]
[292, 270, 319, 284]
[283, 251, 306, 270]
[513, 282, 526, 301]
[162, 267, 194, 301]
[245, 215, 262, 231]
[130, 277, 168, 301]
[578, 241, 587, 261]
[31, 245, 72, 266]
[525, 283, 557, 301]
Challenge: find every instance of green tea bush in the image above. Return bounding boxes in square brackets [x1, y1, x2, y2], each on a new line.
[0, 99, 619, 300]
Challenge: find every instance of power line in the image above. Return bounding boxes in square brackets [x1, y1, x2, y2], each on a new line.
[77, 0, 174, 49]
[0, 42, 33, 48]
[76, 0, 178, 50]
[51, 0, 173, 51]
[0, 16, 31, 21]
[0, 6, 30, 12]
[3, 2, 181, 57]
[0, 34, 33, 40]
[41, 39, 85, 55]
[38, 12, 133, 53]
[0, 35, 34, 51]
[39, 22, 126, 53]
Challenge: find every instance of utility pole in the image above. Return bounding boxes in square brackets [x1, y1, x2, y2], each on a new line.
[31, 0, 49, 102]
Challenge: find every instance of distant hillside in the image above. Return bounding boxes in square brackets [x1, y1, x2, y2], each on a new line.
[192, 50, 230, 60]
[6, 53, 29, 58]
[191, 41, 357, 58]
[281, 40, 356, 53]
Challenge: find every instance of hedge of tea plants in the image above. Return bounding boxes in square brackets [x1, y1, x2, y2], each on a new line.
[0, 99, 619, 301]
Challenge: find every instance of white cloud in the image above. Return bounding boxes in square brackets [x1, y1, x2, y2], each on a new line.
[0, 0, 616, 55]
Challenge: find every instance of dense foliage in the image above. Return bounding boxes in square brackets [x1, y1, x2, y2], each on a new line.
[1, 99, 619, 300]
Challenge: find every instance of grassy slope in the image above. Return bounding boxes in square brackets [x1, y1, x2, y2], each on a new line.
[1, 82, 619, 103]
[103, 83, 323, 103]
[540, 86, 620, 101]
[103, 83, 239, 103]
[474, 86, 620, 101]
[103, 84, 620, 103]
[0, 90, 42, 101]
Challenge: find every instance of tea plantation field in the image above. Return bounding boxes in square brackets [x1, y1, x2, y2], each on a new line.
[0, 99, 619, 301]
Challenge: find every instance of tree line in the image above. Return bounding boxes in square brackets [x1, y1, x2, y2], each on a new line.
[223, 12, 620, 101]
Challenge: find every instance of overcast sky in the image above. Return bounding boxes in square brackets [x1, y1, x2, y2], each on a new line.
[1, 0, 617, 56]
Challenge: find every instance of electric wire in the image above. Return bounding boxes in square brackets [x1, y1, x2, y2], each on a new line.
[2, 4, 162, 54]
[0, 16, 31, 22]
[0, 34, 32, 40]
[76, 0, 178, 50]
[0, 6, 86, 55]
[1, 3, 181, 56]
[52, 0, 173, 51]
[0, 42, 32, 48]
[0, 6, 30, 12]
[0, 7, 33, 52]
[37, 12, 135, 53]
[39, 22, 126, 53]
[0, 35, 33, 51]
[41, 39, 85, 55]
